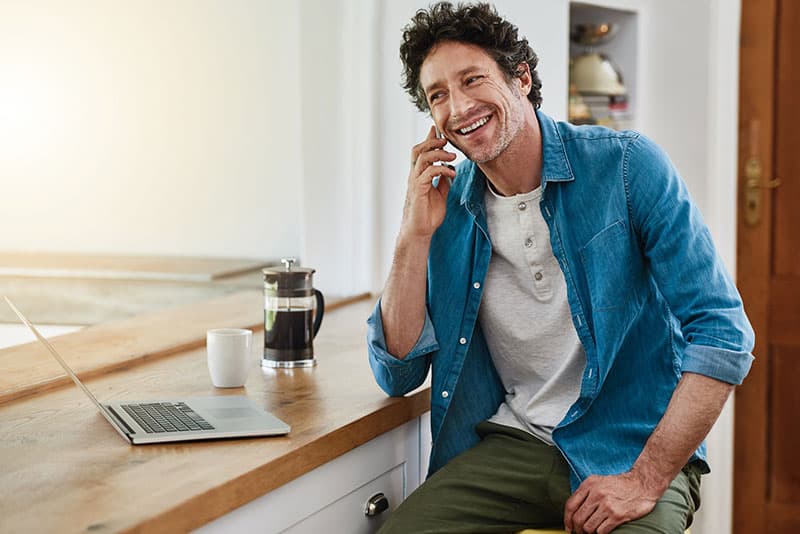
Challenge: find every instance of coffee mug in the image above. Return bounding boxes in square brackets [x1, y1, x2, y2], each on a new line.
[206, 328, 253, 388]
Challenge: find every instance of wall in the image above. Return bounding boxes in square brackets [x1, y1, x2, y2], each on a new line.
[0, 0, 304, 262]
[298, 0, 378, 295]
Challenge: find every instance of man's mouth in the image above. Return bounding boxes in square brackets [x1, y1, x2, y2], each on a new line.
[456, 115, 491, 135]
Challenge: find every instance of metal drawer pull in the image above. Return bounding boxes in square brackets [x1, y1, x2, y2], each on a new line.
[364, 492, 389, 516]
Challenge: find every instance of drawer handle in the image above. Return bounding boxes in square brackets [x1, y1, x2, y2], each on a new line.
[364, 492, 390, 516]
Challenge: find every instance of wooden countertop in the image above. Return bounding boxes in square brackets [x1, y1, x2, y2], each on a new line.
[0, 291, 369, 406]
[0, 296, 431, 533]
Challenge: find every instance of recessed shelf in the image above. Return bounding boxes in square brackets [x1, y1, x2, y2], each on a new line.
[568, 2, 639, 130]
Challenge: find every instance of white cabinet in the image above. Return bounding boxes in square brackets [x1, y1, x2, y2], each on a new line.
[196, 417, 430, 534]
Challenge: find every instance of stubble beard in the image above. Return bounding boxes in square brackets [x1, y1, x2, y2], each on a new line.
[462, 94, 527, 164]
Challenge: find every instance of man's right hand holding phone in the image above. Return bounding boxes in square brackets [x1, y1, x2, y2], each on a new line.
[401, 125, 457, 241]
[381, 125, 457, 359]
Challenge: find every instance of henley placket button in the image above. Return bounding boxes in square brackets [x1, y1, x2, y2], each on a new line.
[534, 271, 543, 281]
[459, 337, 467, 345]
[518, 202, 527, 211]
[524, 238, 533, 248]
[441, 391, 449, 399]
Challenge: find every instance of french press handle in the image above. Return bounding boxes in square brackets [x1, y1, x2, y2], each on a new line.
[312, 289, 324, 337]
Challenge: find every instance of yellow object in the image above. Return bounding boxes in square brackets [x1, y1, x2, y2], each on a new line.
[516, 530, 689, 534]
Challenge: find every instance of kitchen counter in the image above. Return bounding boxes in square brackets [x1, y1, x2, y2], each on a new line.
[0, 292, 431, 533]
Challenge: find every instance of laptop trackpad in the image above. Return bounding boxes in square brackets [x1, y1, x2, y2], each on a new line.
[206, 407, 262, 419]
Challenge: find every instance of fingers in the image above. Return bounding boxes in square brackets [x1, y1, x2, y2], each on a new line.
[432, 162, 457, 189]
[568, 501, 623, 534]
[410, 126, 455, 170]
[564, 483, 590, 532]
[415, 149, 457, 176]
[581, 508, 607, 534]
[413, 162, 456, 191]
[565, 473, 656, 534]
[571, 500, 599, 534]
[410, 136, 442, 165]
[596, 517, 619, 534]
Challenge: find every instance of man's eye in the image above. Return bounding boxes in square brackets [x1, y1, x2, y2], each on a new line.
[466, 75, 482, 85]
[429, 92, 444, 103]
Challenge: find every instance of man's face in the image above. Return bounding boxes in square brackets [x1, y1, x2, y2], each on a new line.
[419, 40, 531, 164]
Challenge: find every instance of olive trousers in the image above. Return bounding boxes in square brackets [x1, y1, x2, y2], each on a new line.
[378, 422, 702, 534]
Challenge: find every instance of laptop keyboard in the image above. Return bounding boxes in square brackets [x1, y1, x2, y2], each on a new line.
[121, 402, 215, 433]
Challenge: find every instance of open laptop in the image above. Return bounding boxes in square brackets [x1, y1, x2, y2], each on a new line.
[5, 296, 290, 444]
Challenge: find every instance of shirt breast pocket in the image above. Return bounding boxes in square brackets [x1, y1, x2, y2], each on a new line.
[579, 220, 642, 312]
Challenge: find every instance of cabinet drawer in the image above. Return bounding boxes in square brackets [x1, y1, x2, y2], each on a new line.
[284, 464, 403, 533]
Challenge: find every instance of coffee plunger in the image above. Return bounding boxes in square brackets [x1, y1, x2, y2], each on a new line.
[261, 258, 325, 368]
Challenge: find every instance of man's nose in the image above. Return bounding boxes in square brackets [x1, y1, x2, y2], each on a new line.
[448, 86, 474, 120]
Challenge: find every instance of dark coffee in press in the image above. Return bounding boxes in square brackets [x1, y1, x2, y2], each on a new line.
[261, 259, 325, 368]
[264, 308, 313, 357]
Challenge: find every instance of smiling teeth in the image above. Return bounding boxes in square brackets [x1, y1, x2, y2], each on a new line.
[459, 116, 489, 134]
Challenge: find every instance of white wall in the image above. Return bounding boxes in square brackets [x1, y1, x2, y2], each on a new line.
[697, 1, 742, 532]
[0, 0, 304, 262]
[298, 0, 378, 296]
[0, 0, 379, 297]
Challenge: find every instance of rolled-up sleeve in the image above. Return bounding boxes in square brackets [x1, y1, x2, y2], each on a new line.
[681, 343, 753, 385]
[367, 297, 439, 396]
[625, 134, 755, 385]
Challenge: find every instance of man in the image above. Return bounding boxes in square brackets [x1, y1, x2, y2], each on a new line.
[367, 3, 754, 533]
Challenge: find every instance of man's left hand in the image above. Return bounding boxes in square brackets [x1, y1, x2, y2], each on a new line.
[562, 471, 662, 534]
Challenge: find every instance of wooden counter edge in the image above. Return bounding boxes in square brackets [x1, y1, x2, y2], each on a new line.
[0, 292, 372, 407]
[126, 388, 432, 533]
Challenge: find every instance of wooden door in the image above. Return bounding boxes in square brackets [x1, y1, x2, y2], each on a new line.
[735, 0, 800, 531]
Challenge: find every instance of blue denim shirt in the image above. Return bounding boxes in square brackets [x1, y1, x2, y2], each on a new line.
[367, 110, 754, 490]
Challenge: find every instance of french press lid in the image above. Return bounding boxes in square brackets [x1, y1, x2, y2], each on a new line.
[262, 258, 316, 297]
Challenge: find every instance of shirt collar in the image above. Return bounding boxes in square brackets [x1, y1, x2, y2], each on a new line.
[459, 109, 574, 208]
[537, 109, 574, 185]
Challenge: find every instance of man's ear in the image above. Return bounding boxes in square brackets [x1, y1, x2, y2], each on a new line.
[515, 63, 532, 96]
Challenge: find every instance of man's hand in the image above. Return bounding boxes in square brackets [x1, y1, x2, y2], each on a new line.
[401, 125, 457, 240]
[563, 470, 662, 534]
[380, 125, 457, 358]
[563, 373, 733, 533]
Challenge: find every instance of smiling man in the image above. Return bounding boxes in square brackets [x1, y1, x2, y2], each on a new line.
[366, 3, 754, 533]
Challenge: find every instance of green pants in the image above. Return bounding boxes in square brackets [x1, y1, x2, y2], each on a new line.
[379, 422, 702, 534]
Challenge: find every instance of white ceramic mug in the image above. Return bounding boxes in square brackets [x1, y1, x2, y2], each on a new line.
[206, 328, 253, 388]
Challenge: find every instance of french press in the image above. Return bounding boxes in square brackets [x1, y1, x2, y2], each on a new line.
[261, 258, 325, 368]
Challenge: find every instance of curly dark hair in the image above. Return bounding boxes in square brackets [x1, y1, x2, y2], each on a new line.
[400, 2, 543, 113]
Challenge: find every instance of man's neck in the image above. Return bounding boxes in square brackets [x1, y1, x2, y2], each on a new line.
[478, 106, 542, 197]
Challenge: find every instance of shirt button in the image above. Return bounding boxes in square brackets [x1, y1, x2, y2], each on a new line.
[524, 238, 533, 248]
[473, 282, 481, 289]
[534, 271, 543, 281]
[518, 201, 527, 211]
[459, 337, 467, 345]
[441, 391, 449, 399]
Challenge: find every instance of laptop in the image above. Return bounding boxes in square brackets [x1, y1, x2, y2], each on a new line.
[5, 296, 291, 444]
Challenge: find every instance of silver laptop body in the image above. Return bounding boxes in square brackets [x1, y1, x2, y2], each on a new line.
[5, 296, 290, 444]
